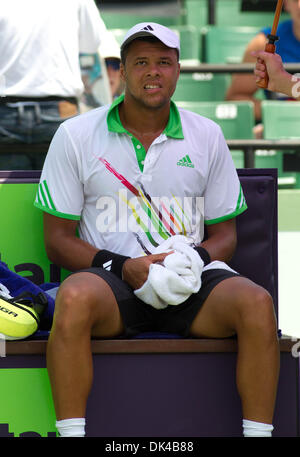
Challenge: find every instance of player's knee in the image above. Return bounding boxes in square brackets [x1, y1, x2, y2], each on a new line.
[238, 286, 277, 337]
[53, 281, 97, 335]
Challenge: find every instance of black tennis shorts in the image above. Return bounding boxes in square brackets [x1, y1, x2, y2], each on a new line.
[76, 267, 240, 338]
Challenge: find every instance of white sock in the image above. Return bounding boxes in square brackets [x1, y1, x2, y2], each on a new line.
[56, 418, 86, 437]
[243, 419, 274, 437]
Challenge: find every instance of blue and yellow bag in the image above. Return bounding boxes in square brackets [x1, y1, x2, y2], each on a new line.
[0, 289, 48, 340]
[0, 260, 55, 339]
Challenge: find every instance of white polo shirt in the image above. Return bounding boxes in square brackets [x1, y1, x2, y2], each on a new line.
[34, 95, 247, 262]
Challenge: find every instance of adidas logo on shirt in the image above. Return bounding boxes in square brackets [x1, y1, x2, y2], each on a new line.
[177, 155, 194, 168]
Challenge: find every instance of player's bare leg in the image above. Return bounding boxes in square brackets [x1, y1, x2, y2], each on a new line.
[47, 272, 124, 420]
[189, 276, 279, 424]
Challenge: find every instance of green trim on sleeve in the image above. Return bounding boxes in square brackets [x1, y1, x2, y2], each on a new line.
[205, 184, 248, 225]
[42, 180, 56, 211]
[204, 203, 247, 225]
[37, 180, 56, 211]
[34, 201, 81, 221]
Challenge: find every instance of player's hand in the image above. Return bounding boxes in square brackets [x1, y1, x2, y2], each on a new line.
[122, 252, 173, 290]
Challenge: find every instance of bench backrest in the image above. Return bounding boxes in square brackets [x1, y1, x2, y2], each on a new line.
[0, 168, 278, 316]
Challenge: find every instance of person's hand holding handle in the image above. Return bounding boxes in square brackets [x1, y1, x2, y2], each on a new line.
[256, 0, 284, 89]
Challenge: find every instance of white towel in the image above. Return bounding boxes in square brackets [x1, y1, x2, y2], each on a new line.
[134, 235, 204, 309]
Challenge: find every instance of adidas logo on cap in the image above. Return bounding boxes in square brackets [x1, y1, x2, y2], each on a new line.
[141, 25, 154, 31]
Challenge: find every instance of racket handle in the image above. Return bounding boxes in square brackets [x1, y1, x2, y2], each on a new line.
[256, 42, 276, 89]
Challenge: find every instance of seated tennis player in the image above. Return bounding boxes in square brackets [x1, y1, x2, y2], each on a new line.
[34, 23, 279, 438]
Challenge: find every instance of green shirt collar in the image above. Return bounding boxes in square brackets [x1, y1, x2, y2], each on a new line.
[107, 94, 184, 139]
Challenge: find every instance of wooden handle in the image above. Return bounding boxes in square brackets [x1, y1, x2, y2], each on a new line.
[256, 42, 276, 89]
[256, 0, 283, 90]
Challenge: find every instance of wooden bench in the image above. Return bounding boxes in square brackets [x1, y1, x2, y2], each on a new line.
[0, 169, 299, 437]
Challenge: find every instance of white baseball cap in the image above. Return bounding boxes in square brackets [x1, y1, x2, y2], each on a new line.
[120, 22, 180, 57]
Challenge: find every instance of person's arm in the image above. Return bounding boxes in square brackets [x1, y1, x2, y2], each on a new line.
[123, 220, 237, 291]
[44, 211, 172, 288]
[43, 212, 98, 272]
[252, 50, 300, 99]
[124, 219, 237, 291]
[200, 218, 237, 263]
[226, 33, 268, 120]
[201, 120, 247, 262]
